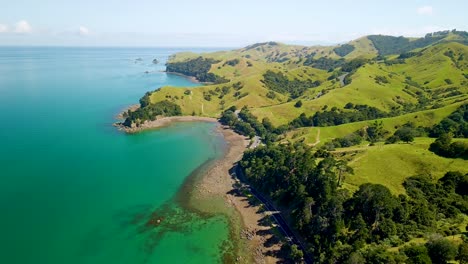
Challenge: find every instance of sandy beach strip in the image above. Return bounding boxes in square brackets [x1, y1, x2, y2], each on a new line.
[190, 125, 283, 264]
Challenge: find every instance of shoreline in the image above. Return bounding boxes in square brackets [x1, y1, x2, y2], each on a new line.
[116, 109, 284, 263]
[165, 71, 215, 85]
[174, 123, 283, 263]
[114, 115, 218, 133]
[165, 71, 201, 84]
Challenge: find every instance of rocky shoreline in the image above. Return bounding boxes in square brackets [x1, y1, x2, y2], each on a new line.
[114, 107, 283, 263]
[189, 125, 283, 263]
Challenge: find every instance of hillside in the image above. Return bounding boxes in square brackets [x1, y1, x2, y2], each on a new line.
[139, 30, 467, 122]
[122, 30, 468, 263]
[121, 29, 467, 185]
[121, 29, 468, 189]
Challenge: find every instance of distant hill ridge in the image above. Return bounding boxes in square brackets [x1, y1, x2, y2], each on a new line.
[124, 29, 467, 136]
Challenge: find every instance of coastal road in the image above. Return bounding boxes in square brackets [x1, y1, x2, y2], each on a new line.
[235, 166, 313, 264]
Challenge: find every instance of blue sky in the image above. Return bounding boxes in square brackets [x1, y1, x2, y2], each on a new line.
[0, 0, 467, 47]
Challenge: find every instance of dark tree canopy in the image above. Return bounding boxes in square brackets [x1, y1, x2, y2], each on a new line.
[333, 44, 356, 57]
[238, 141, 467, 263]
[166, 56, 229, 84]
[430, 104, 468, 138]
[123, 99, 182, 127]
[262, 70, 320, 98]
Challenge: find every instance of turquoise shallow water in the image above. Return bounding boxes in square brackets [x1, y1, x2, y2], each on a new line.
[0, 47, 231, 263]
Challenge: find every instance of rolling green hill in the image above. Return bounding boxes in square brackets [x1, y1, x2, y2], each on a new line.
[121, 29, 468, 264]
[125, 30, 468, 195]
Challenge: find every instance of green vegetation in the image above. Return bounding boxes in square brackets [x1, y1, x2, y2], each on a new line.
[166, 56, 228, 83]
[368, 34, 444, 56]
[122, 92, 182, 127]
[333, 44, 355, 57]
[240, 142, 468, 263]
[123, 100, 181, 127]
[224, 58, 240, 66]
[304, 57, 344, 70]
[262, 70, 320, 98]
[290, 104, 389, 128]
[129, 31, 468, 262]
[430, 104, 468, 138]
[219, 106, 280, 142]
[429, 133, 468, 159]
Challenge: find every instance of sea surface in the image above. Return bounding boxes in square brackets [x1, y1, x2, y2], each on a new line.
[0, 47, 232, 263]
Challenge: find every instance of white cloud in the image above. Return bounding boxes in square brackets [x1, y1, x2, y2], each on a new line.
[14, 20, 32, 33]
[417, 6, 433, 15]
[0, 24, 8, 33]
[79, 26, 90, 36]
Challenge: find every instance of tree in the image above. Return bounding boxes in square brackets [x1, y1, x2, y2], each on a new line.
[366, 121, 387, 143]
[395, 127, 415, 143]
[349, 183, 397, 240]
[426, 237, 458, 264]
[457, 241, 468, 264]
[344, 102, 354, 109]
[403, 244, 431, 264]
[295, 100, 303, 108]
[335, 159, 354, 187]
[289, 244, 304, 262]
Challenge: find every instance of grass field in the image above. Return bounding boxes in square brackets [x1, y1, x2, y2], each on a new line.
[286, 102, 464, 145]
[339, 137, 468, 194]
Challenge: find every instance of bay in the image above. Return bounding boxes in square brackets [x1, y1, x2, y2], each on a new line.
[0, 46, 231, 263]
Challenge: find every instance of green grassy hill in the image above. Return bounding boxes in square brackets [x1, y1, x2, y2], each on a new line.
[338, 137, 468, 194]
[150, 31, 467, 122]
[127, 30, 468, 196]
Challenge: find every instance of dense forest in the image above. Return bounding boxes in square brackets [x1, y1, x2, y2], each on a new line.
[166, 56, 229, 83]
[240, 142, 468, 263]
[262, 70, 321, 98]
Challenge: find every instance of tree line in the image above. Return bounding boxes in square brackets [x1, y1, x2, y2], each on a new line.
[261, 70, 321, 99]
[290, 104, 389, 128]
